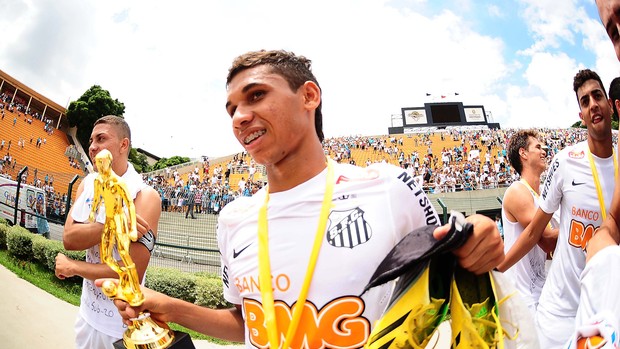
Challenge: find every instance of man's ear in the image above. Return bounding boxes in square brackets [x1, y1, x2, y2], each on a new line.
[302, 81, 321, 110]
[120, 138, 130, 153]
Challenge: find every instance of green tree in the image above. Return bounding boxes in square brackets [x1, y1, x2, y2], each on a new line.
[152, 156, 191, 171]
[570, 120, 585, 129]
[129, 148, 150, 173]
[66, 85, 125, 151]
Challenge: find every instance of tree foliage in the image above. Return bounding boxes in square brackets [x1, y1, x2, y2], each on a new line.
[152, 156, 191, 171]
[129, 148, 150, 173]
[66, 85, 125, 151]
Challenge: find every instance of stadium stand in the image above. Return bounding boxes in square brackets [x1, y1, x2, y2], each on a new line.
[0, 71, 85, 221]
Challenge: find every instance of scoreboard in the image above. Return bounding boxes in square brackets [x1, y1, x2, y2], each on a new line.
[389, 102, 496, 134]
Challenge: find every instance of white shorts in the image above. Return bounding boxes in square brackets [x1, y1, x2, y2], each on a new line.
[74, 313, 121, 349]
[535, 307, 575, 349]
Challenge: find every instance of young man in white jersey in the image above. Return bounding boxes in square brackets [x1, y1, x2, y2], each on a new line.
[501, 129, 558, 316]
[498, 69, 616, 348]
[54, 115, 161, 349]
[100, 50, 504, 348]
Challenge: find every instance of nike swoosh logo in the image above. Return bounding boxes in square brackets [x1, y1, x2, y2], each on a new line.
[572, 180, 586, 186]
[233, 243, 252, 259]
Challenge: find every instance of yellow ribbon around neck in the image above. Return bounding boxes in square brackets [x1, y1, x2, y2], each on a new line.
[587, 149, 618, 221]
[519, 178, 539, 198]
[258, 158, 334, 349]
[519, 179, 552, 230]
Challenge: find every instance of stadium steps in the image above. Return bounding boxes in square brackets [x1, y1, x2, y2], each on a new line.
[0, 108, 83, 195]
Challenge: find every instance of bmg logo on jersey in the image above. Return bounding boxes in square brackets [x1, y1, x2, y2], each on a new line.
[326, 208, 372, 249]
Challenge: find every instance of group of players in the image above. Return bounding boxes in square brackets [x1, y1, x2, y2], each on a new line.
[50, 0, 620, 348]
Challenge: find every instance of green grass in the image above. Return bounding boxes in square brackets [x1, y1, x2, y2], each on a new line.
[0, 249, 82, 305]
[0, 249, 236, 345]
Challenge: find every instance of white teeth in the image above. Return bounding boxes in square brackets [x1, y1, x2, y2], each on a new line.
[244, 130, 265, 144]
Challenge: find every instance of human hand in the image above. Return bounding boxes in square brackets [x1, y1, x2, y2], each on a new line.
[134, 213, 151, 240]
[55, 253, 75, 279]
[434, 214, 504, 274]
[95, 278, 172, 327]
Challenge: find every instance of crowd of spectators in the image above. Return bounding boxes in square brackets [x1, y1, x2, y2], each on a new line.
[4, 122, 611, 222]
[137, 126, 605, 216]
[322, 127, 601, 194]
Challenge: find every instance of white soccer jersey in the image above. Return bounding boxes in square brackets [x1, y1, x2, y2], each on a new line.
[501, 181, 547, 312]
[536, 141, 616, 344]
[218, 161, 440, 349]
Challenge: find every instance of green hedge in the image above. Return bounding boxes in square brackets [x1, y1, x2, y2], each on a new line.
[145, 268, 230, 309]
[31, 238, 85, 273]
[145, 267, 199, 303]
[0, 223, 9, 249]
[4, 229, 229, 309]
[194, 277, 232, 309]
[6, 226, 35, 260]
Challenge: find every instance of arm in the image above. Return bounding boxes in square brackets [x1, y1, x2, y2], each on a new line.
[503, 184, 558, 253]
[497, 207, 553, 272]
[130, 186, 161, 281]
[63, 181, 105, 250]
[95, 280, 245, 342]
[602, 173, 620, 244]
[117, 179, 138, 241]
[60, 185, 161, 283]
[55, 253, 119, 280]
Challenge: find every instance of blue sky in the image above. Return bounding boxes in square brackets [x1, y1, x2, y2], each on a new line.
[0, 0, 618, 158]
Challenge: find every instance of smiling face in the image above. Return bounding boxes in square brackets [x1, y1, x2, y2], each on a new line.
[523, 136, 547, 173]
[577, 79, 613, 141]
[597, 0, 620, 61]
[225, 64, 321, 168]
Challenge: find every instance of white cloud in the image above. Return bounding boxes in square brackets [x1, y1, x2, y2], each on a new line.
[519, 0, 582, 52]
[0, 0, 616, 159]
[487, 4, 503, 18]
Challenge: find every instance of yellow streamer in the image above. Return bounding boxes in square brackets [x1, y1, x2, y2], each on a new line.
[258, 158, 335, 349]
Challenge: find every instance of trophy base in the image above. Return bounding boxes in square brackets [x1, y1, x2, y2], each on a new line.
[112, 312, 195, 349]
[113, 331, 195, 349]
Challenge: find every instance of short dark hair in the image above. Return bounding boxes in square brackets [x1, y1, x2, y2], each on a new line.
[94, 115, 131, 146]
[573, 69, 608, 104]
[507, 129, 539, 175]
[609, 77, 620, 117]
[226, 50, 324, 142]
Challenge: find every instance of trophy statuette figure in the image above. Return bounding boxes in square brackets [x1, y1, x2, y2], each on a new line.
[90, 149, 176, 349]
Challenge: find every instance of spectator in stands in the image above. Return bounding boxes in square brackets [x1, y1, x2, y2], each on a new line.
[54, 115, 161, 349]
[103, 49, 503, 347]
[498, 69, 616, 348]
[248, 163, 256, 181]
[185, 186, 196, 219]
[501, 129, 558, 317]
[237, 176, 246, 194]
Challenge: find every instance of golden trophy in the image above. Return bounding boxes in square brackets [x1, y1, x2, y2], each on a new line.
[91, 150, 188, 349]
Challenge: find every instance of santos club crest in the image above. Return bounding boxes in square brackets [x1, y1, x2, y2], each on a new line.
[326, 208, 372, 249]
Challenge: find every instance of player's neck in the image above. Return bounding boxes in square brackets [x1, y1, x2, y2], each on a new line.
[265, 146, 327, 193]
[112, 161, 129, 177]
[520, 169, 541, 194]
[587, 137, 613, 158]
